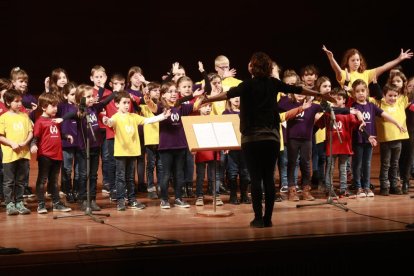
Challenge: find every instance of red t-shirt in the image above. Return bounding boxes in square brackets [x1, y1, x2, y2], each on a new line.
[33, 116, 63, 160]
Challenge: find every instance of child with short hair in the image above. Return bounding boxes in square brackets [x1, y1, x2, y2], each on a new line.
[30, 93, 72, 213]
[0, 89, 33, 215]
[300, 64, 319, 89]
[106, 91, 169, 211]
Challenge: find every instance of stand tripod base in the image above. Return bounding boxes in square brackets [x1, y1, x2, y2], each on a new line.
[296, 198, 349, 211]
[53, 210, 110, 223]
[196, 209, 234, 217]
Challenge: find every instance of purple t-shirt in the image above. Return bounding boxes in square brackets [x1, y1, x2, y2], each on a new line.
[351, 102, 383, 144]
[58, 101, 79, 149]
[279, 98, 322, 141]
[157, 103, 194, 150]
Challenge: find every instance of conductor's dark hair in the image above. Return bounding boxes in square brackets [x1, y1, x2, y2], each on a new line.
[249, 52, 272, 78]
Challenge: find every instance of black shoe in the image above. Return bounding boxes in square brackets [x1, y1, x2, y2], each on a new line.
[274, 193, 283, 202]
[229, 195, 240, 205]
[250, 218, 264, 228]
[263, 218, 273, 227]
[66, 192, 75, 203]
[23, 186, 35, 198]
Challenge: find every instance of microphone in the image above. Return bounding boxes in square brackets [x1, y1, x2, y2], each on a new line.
[79, 97, 87, 114]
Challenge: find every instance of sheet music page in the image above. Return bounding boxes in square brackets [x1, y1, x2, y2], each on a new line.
[212, 122, 239, 147]
[193, 123, 218, 148]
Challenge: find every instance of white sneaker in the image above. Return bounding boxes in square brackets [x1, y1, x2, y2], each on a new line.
[195, 197, 204, 206]
[364, 188, 374, 197]
[215, 197, 224, 206]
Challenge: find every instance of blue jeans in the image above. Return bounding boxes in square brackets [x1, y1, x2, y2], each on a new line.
[146, 145, 162, 192]
[36, 156, 62, 203]
[136, 135, 146, 186]
[379, 140, 402, 190]
[352, 143, 373, 189]
[195, 161, 220, 196]
[287, 139, 311, 187]
[159, 149, 186, 200]
[115, 157, 136, 201]
[183, 148, 194, 185]
[325, 154, 348, 190]
[77, 147, 100, 200]
[106, 139, 116, 192]
[227, 150, 250, 182]
[100, 129, 109, 185]
[312, 141, 326, 183]
[278, 148, 299, 188]
[61, 148, 78, 193]
[399, 132, 414, 186]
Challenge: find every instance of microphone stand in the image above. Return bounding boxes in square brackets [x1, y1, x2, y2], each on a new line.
[297, 103, 348, 211]
[54, 112, 110, 223]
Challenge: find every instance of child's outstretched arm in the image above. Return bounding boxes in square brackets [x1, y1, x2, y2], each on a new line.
[143, 109, 171, 124]
[322, 45, 342, 83]
[381, 111, 407, 132]
[375, 49, 413, 78]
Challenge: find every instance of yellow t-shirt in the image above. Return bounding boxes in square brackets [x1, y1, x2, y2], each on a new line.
[111, 112, 146, 156]
[222, 77, 242, 92]
[340, 69, 376, 87]
[374, 95, 409, 143]
[140, 105, 159, 146]
[0, 111, 32, 163]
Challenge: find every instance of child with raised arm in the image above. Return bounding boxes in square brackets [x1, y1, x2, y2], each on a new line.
[155, 80, 203, 209]
[317, 88, 364, 198]
[30, 93, 72, 214]
[374, 84, 409, 195]
[322, 45, 413, 87]
[105, 91, 169, 211]
[0, 89, 33, 215]
[140, 82, 163, 199]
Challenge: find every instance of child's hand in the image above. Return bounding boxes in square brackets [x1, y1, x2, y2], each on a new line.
[198, 61, 204, 73]
[31, 102, 38, 111]
[52, 118, 63, 124]
[10, 142, 20, 151]
[67, 135, 74, 144]
[398, 48, 413, 61]
[193, 88, 204, 97]
[222, 68, 236, 79]
[44, 77, 50, 92]
[172, 62, 180, 75]
[358, 121, 366, 132]
[368, 136, 377, 147]
[322, 45, 333, 58]
[163, 108, 171, 119]
[302, 98, 312, 110]
[30, 145, 38, 154]
[397, 123, 407, 133]
[102, 116, 109, 126]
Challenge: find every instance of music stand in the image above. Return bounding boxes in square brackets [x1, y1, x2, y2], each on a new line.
[297, 104, 348, 211]
[54, 114, 110, 223]
[182, 115, 241, 217]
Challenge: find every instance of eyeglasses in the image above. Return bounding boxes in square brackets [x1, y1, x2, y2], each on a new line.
[217, 66, 230, 70]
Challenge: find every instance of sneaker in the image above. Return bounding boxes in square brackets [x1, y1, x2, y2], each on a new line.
[128, 201, 146, 209]
[148, 191, 158, 199]
[45, 192, 51, 199]
[380, 188, 389, 196]
[59, 191, 66, 198]
[280, 186, 288, 193]
[296, 185, 302, 193]
[6, 202, 19, 215]
[117, 200, 126, 211]
[356, 188, 367, 198]
[326, 190, 338, 200]
[53, 201, 72, 212]
[195, 197, 204, 206]
[160, 199, 171, 209]
[23, 186, 35, 198]
[102, 183, 110, 194]
[174, 198, 190, 208]
[364, 188, 375, 197]
[15, 201, 31, 215]
[215, 196, 224, 206]
[37, 202, 48, 214]
[90, 200, 101, 211]
[339, 189, 356, 199]
[109, 190, 117, 201]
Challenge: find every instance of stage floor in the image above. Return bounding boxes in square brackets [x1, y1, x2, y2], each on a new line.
[1, 151, 414, 274]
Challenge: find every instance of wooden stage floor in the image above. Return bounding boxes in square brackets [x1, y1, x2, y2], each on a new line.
[1, 150, 414, 274]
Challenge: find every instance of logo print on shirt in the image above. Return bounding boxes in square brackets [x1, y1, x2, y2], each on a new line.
[295, 111, 305, 118]
[13, 122, 24, 131]
[333, 121, 343, 130]
[50, 125, 58, 134]
[387, 106, 396, 113]
[362, 112, 371, 121]
[171, 113, 180, 122]
[88, 113, 97, 122]
[125, 125, 134, 134]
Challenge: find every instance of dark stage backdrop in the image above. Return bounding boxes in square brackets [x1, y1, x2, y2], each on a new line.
[1, 0, 412, 94]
